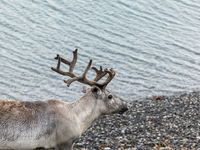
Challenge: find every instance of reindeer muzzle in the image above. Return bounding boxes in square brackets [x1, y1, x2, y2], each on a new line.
[118, 106, 128, 115]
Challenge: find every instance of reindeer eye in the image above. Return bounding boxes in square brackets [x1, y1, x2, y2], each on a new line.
[108, 95, 112, 99]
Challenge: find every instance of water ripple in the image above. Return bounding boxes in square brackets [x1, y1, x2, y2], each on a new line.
[1, 0, 200, 101]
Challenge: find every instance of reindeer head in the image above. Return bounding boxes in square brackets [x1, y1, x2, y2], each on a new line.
[51, 49, 128, 115]
[82, 85, 128, 115]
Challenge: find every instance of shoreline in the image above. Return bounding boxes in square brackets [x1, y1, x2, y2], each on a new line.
[74, 90, 200, 149]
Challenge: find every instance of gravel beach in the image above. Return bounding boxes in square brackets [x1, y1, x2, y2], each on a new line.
[73, 91, 200, 150]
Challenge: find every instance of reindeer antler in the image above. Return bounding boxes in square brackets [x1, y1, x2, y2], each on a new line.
[92, 66, 107, 82]
[51, 49, 115, 89]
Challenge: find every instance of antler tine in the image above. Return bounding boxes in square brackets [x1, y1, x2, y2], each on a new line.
[92, 66, 107, 82]
[55, 49, 77, 73]
[51, 49, 78, 78]
[64, 59, 93, 87]
[69, 49, 78, 72]
[102, 68, 116, 89]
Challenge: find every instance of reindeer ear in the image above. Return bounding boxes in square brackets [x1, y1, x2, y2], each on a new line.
[91, 85, 102, 99]
[82, 85, 90, 93]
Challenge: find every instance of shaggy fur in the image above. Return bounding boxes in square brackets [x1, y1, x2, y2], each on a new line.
[0, 87, 128, 150]
[0, 99, 26, 113]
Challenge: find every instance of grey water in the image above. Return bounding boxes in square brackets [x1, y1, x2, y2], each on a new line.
[1, 0, 200, 102]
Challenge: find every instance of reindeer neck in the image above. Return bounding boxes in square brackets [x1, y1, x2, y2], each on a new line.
[69, 93, 101, 132]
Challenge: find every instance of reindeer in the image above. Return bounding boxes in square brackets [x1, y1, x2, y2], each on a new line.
[0, 49, 128, 150]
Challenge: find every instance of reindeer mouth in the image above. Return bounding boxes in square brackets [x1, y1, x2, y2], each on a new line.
[118, 107, 128, 115]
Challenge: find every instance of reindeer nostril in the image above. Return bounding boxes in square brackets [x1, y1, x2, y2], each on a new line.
[122, 107, 128, 112]
[118, 107, 128, 115]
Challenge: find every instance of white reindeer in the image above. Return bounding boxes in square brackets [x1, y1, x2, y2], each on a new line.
[0, 49, 128, 150]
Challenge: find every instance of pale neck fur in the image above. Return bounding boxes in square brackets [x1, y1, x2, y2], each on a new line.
[67, 92, 101, 133]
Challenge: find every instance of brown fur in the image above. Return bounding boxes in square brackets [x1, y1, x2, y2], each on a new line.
[0, 99, 27, 113]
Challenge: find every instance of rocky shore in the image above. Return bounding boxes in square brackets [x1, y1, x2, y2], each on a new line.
[74, 91, 200, 149]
